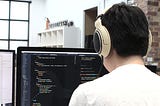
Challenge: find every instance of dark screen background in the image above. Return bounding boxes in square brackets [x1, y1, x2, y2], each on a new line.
[20, 52, 108, 106]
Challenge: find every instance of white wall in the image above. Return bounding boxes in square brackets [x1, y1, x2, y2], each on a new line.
[45, 0, 99, 31]
[45, 0, 100, 47]
[30, 0, 100, 47]
[29, 0, 127, 47]
[30, 0, 47, 46]
[105, 0, 127, 8]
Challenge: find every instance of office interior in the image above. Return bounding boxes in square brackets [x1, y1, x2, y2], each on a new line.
[0, 0, 160, 106]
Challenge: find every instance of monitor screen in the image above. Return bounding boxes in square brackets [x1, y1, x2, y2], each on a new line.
[16, 47, 108, 106]
[0, 50, 15, 106]
[145, 65, 157, 73]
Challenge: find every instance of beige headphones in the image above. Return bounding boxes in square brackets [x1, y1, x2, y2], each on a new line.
[93, 12, 152, 57]
[147, 30, 152, 55]
[93, 17, 111, 57]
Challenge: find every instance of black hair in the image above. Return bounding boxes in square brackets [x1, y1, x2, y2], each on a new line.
[102, 2, 149, 57]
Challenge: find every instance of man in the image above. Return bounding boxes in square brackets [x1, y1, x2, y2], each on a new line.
[69, 2, 160, 106]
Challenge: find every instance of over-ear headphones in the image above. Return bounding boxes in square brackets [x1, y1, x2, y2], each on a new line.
[147, 30, 152, 55]
[93, 12, 152, 57]
[93, 14, 111, 57]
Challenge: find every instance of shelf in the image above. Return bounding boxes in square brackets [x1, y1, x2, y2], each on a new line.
[38, 26, 81, 48]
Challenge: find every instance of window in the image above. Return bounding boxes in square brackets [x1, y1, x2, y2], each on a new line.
[0, 0, 31, 50]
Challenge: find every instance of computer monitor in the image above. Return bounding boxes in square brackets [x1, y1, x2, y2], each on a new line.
[0, 50, 15, 106]
[16, 47, 108, 106]
[145, 65, 157, 73]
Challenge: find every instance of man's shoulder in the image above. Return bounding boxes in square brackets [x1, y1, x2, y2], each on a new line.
[78, 74, 111, 90]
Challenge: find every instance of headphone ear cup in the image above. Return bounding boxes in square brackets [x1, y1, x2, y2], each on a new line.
[93, 18, 111, 57]
[93, 31, 102, 54]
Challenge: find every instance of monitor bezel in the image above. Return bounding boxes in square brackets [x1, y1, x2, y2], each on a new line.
[0, 49, 15, 106]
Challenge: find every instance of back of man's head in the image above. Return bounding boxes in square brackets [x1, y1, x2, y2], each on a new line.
[101, 2, 149, 57]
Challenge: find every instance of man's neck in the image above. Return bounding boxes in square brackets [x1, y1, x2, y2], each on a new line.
[103, 50, 144, 72]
